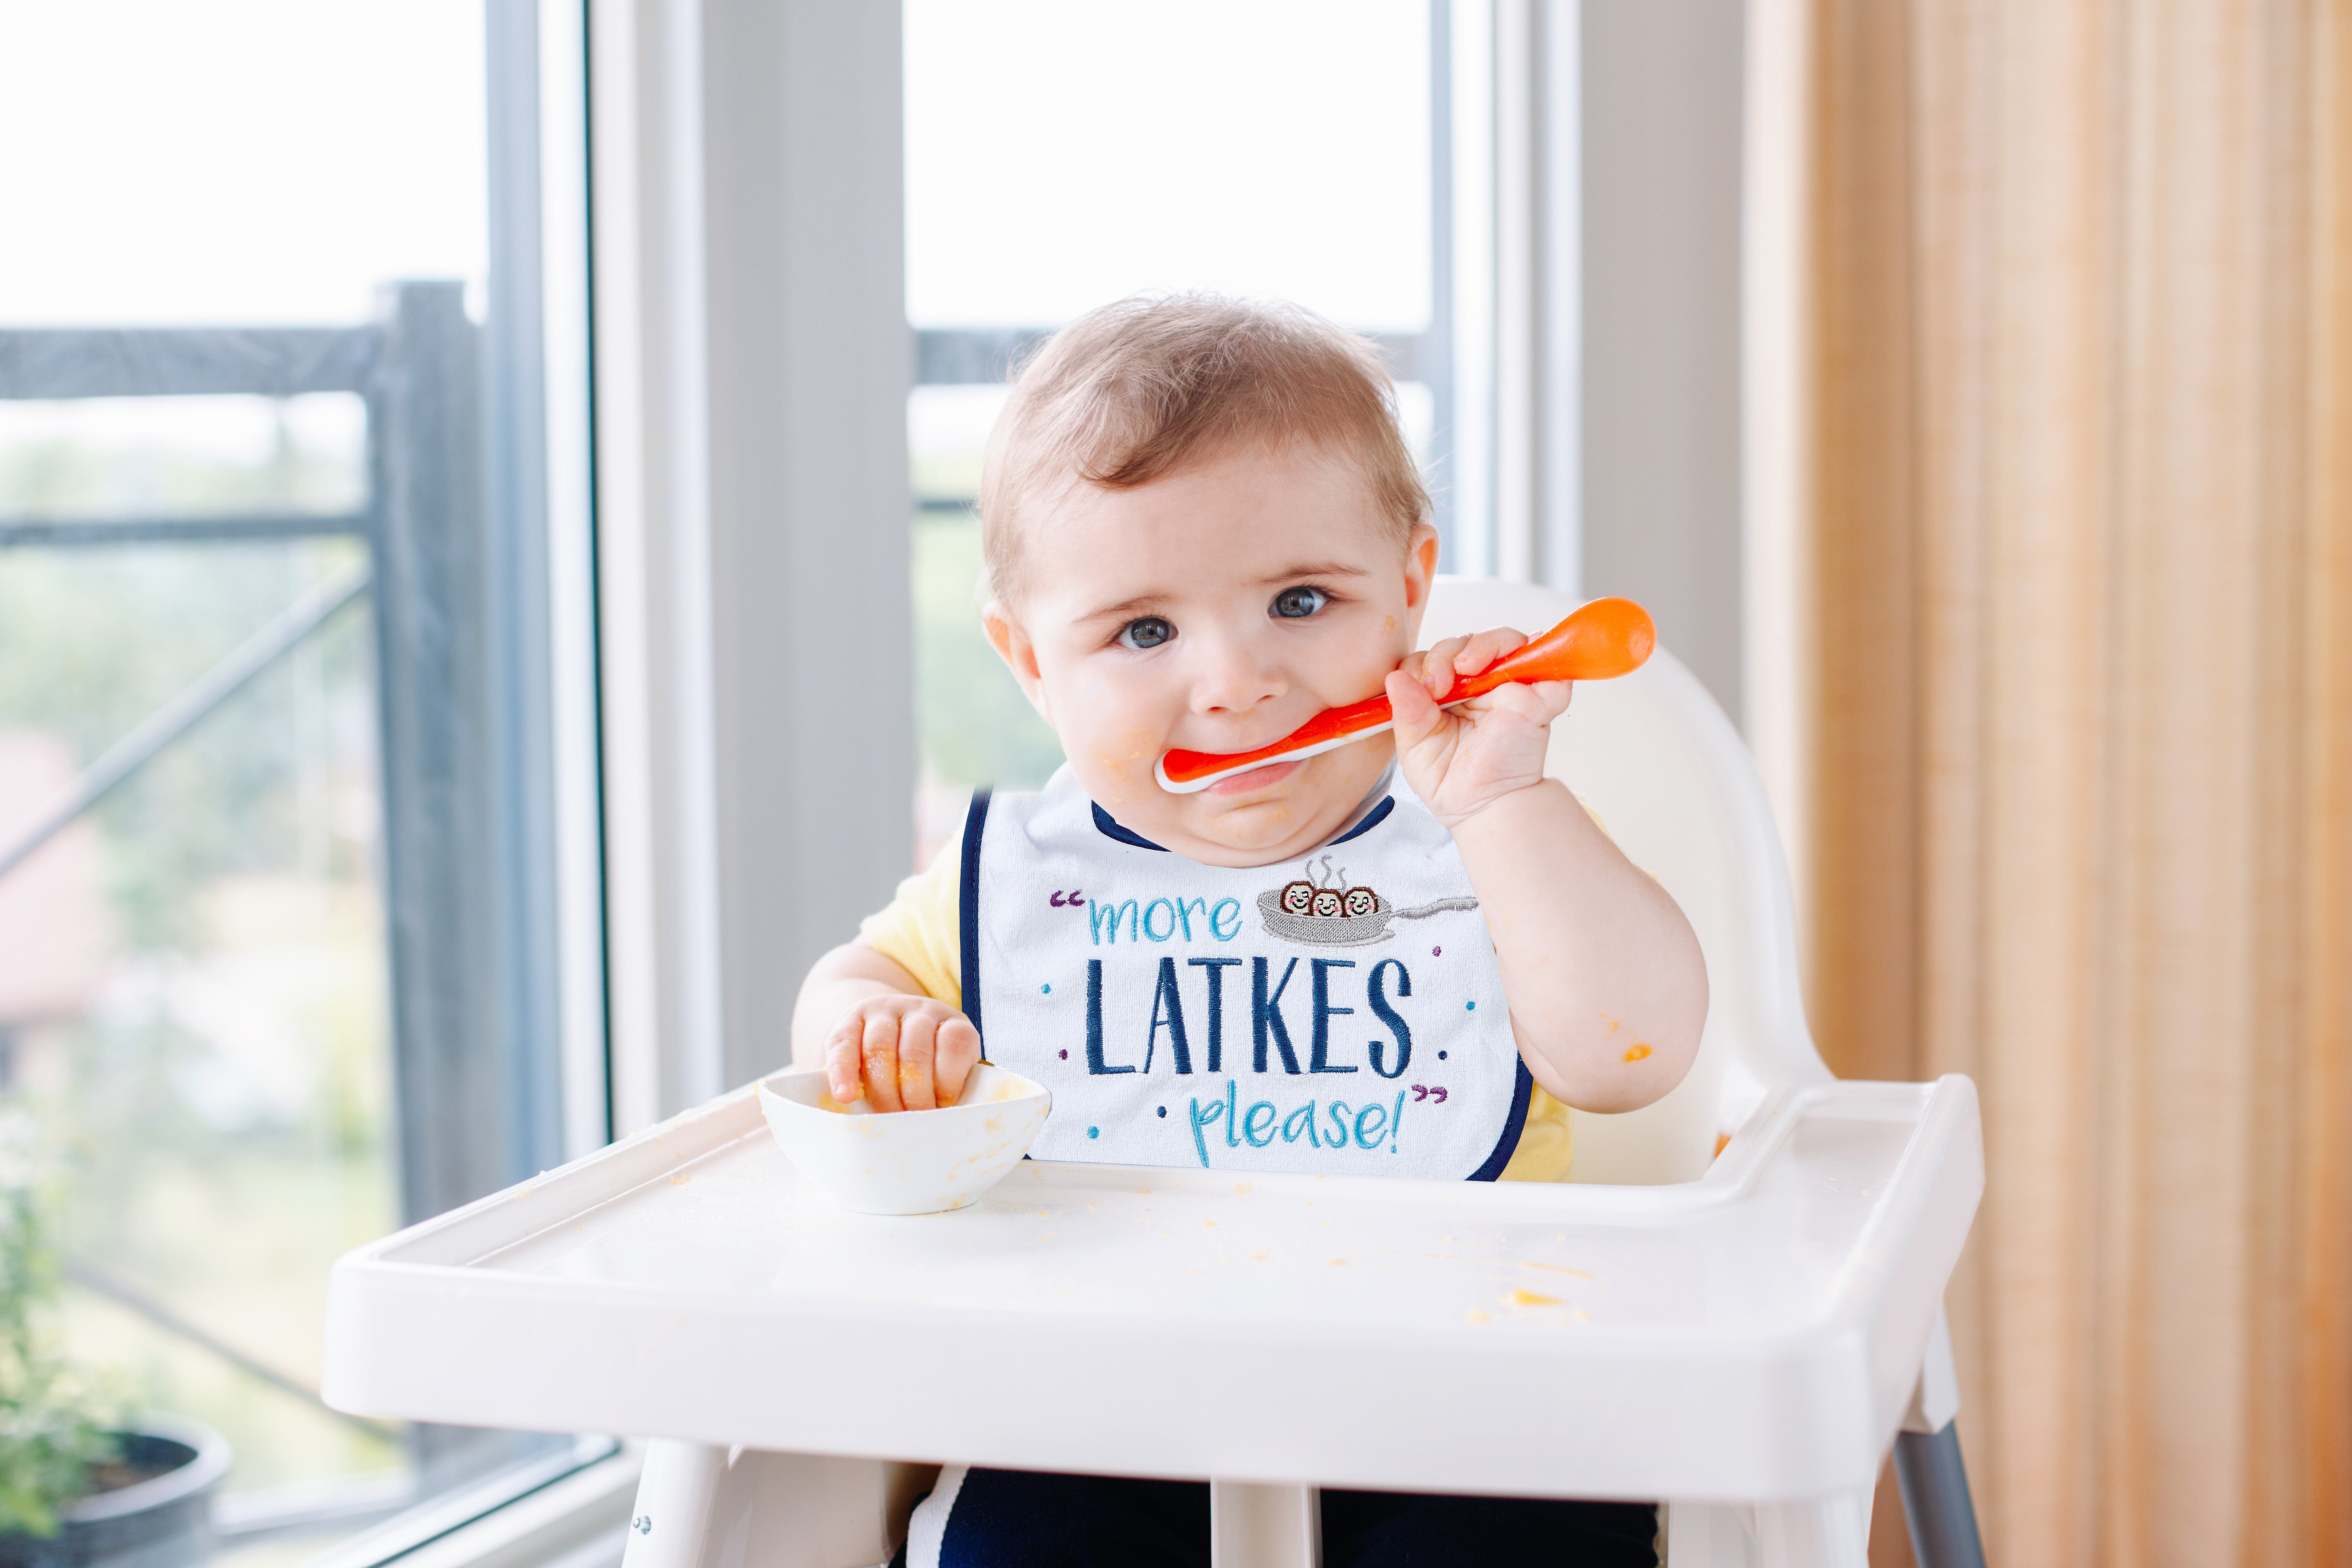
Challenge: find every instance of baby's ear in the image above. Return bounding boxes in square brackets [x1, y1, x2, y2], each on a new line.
[1401, 523, 1442, 624]
[982, 601, 1054, 724]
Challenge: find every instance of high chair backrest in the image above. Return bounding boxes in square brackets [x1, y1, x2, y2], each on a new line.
[1419, 577, 1831, 1184]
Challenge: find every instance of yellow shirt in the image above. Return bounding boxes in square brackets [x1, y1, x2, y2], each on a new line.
[858, 822, 1577, 1183]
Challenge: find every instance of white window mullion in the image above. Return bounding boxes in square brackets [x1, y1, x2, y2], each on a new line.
[1492, 0, 1537, 583]
[1450, 0, 1499, 579]
[589, 0, 912, 1128]
[1533, 0, 1582, 596]
[539, 0, 613, 1164]
[588, 0, 727, 1135]
[1452, 0, 1581, 591]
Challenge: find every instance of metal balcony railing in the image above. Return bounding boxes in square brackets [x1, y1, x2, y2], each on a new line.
[0, 280, 518, 1226]
[0, 279, 582, 1522]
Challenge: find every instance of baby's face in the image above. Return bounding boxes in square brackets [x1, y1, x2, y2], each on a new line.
[986, 444, 1437, 867]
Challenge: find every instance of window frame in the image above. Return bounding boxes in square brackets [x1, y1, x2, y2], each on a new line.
[0, 0, 614, 1551]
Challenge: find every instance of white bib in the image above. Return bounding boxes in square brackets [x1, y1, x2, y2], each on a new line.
[963, 767, 1529, 1180]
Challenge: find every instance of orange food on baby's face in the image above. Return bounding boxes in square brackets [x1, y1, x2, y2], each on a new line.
[1623, 1044, 1654, 1063]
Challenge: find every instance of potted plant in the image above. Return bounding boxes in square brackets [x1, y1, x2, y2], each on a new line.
[0, 1168, 228, 1567]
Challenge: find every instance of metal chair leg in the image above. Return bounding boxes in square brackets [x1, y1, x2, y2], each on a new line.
[1893, 1422, 1986, 1568]
[1210, 1481, 1321, 1568]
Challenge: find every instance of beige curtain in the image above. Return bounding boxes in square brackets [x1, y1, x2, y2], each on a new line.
[1782, 1, 2352, 1563]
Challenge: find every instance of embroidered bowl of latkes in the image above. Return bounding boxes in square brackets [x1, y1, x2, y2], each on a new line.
[757, 1063, 1051, 1215]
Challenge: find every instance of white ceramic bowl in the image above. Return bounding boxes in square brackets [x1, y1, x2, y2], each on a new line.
[756, 1063, 1051, 1215]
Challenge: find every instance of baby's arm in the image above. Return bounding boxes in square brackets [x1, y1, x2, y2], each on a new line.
[791, 942, 981, 1110]
[1388, 631, 1707, 1113]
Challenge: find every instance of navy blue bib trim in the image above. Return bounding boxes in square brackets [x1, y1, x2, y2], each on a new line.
[1093, 792, 1396, 854]
[1327, 794, 1396, 846]
[960, 787, 992, 1053]
[1465, 1060, 1536, 1182]
[1091, 802, 1169, 851]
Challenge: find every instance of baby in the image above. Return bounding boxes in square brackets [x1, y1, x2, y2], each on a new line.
[791, 296, 1704, 1567]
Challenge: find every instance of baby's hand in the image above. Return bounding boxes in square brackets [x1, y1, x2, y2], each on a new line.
[1387, 628, 1571, 829]
[822, 995, 981, 1112]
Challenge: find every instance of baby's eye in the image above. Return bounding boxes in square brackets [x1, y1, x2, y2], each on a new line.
[1270, 585, 1329, 620]
[1117, 616, 1176, 651]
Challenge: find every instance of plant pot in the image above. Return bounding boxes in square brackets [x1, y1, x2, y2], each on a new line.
[0, 1415, 230, 1568]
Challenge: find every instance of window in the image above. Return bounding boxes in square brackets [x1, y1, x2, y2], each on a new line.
[901, 0, 1455, 864]
[0, 2, 606, 1558]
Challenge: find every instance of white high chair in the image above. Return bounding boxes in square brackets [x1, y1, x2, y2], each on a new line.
[322, 579, 1986, 1568]
[1420, 577, 1986, 1566]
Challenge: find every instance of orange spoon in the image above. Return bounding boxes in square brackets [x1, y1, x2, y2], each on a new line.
[1155, 596, 1657, 793]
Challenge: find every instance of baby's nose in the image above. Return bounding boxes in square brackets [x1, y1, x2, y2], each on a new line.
[1192, 638, 1286, 713]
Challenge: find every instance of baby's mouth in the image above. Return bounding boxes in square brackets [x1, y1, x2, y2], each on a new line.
[1202, 759, 1303, 796]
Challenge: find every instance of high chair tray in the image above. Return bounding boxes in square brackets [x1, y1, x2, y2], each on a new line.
[324, 1075, 1979, 1503]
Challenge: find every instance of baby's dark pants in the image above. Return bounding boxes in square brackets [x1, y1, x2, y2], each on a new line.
[898, 1467, 1659, 1568]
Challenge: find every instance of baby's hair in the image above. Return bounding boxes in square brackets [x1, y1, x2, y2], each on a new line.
[978, 294, 1431, 603]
